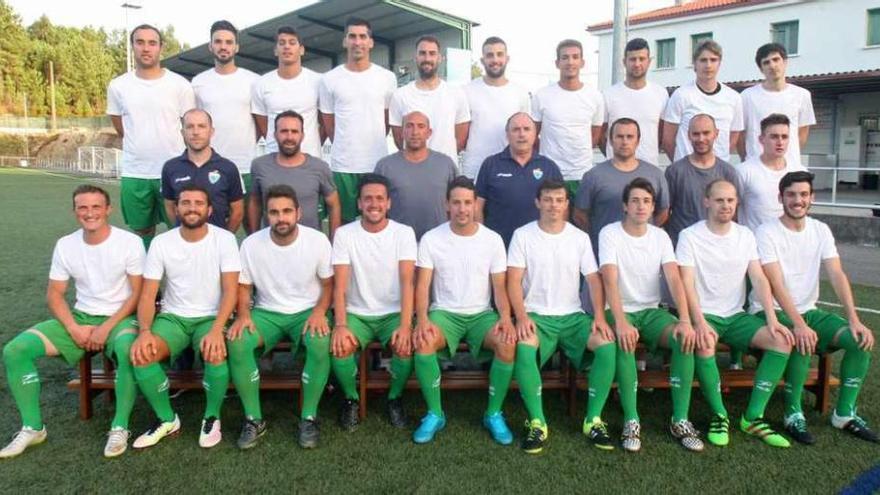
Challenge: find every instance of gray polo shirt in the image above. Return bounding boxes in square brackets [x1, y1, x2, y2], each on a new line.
[664, 156, 742, 245]
[250, 153, 336, 230]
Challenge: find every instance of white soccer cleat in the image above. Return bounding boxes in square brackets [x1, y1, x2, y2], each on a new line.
[0, 426, 47, 459]
[199, 416, 222, 448]
[132, 415, 180, 449]
[103, 427, 130, 458]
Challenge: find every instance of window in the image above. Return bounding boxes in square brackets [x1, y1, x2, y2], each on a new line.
[869, 8, 880, 46]
[772, 20, 799, 54]
[656, 38, 675, 68]
[690, 31, 713, 56]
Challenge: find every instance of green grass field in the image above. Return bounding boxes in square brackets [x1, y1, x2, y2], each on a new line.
[1, 167, 879, 493]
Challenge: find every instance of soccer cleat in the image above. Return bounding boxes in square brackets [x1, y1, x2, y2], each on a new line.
[0, 426, 47, 459]
[707, 414, 730, 447]
[740, 416, 790, 448]
[298, 418, 320, 449]
[412, 412, 446, 444]
[583, 417, 614, 451]
[832, 411, 880, 443]
[521, 419, 548, 454]
[621, 420, 641, 452]
[783, 412, 816, 445]
[103, 427, 130, 458]
[670, 419, 705, 452]
[236, 418, 267, 450]
[133, 415, 180, 449]
[386, 397, 408, 429]
[199, 416, 222, 448]
[482, 412, 513, 445]
[339, 399, 360, 432]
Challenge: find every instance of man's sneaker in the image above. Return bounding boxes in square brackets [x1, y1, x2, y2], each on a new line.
[413, 412, 446, 444]
[236, 418, 267, 450]
[386, 397, 408, 428]
[621, 420, 641, 452]
[298, 418, 320, 449]
[832, 411, 880, 443]
[670, 419, 705, 452]
[199, 416, 222, 448]
[740, 416, 790, 448]
[0, 426, 47, 459]
[482, 412, 513, 445]
[583, 417, 614, 451]
[133, 415, 180, 449]
[339, 399, 360, 432]
[783, 412, 816, 445]
[707, 414, 730, 447]
[521, 419, 548, 454]
[103, 427, 130, 458]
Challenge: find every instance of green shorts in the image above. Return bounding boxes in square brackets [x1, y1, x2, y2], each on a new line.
[150, 313, 218, 362]
[249, 307, 326, 356]
[705, 312, 765, 352]
[31, 310, 138, 365]
[606, 308, 678, 353]
[346, 312, 402, 349]
[240, 172, 251, 197]
[759, 309, 848, 354]
[332, 171, 363, 224]
[120, 177, 169, 230]
[429, 310, 498, 360]
[564, 180, 580, 201]
[531, 312, 593, 370]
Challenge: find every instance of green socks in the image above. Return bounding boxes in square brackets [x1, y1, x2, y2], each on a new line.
[301, 334, 331, 419]
[744, 350, 789, 421]
[331, 354, 360, 400]
[134, 362, 175, 422]
[669, 336, 695, 422]
[388, 356, 413, 400]
[109, 332, 138, 429]
[486, 358, 514, 416]
[695, 355, 728, 418]
[227, 332, 262, 420]
[835, 331, 871, 417]
[514, 343, 545, 423]
[585, 343, 615, 421]
[616, 347, 639, 422]
[414, 353, 443, 415]
[783, 350, 811, 416]
[3, 332, 46, 429]
[202, 361, 229, 419]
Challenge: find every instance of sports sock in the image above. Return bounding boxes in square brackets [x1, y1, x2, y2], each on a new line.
[414, 353, 443, 415]
[301, 333, 331, 419]
[486, 358, 514, 416]
[744, 350, 789, 421]
[835, 331, 872, 417]
[110, 332, 138, 429]
[226, 331, 262, 420]
[695, 354, 727, 418]
[669, 336, 695, 422]
[783, 350, 811, 416]
[616, 347, 639, 422]
[331, 354, 359, 400]
[514, 343, 545, 423]
[3, 332, 46, 429]
[202, 361, 229, 419]
[388, 355, 413, 400]
[585, 343, 615, 421]
[730, 349, 744, 367]
[134, 362, 175, 422]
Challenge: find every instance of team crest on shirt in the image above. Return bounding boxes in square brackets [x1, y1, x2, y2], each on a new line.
[532, 168, 543, 180]
[208, 170, 221, 184]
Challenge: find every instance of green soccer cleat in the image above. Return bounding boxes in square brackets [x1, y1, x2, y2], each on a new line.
[707, 414, 730, 447]
[583, 417, 614, 451]
[521, 419, 548, 454]
[740, 416, 790, 448]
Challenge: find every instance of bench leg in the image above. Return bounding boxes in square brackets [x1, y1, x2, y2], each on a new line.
[815, 353, 833, 415]
[78, 357, 93, 420]
[103, 356, 115, 406]
[358, 350, 368, 420]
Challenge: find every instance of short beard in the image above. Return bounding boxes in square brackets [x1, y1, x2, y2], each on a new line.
[418, 64, 438, 79]
[484, 65, 505, 79]
[278, 143, 301, 157]
[181, 215, 208, 229]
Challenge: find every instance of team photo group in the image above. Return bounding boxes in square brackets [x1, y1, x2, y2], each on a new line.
[1, 15, 876, 460]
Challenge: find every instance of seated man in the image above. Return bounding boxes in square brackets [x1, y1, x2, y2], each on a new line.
[227, 185, 333, 449]
[411, 176, 516, 444]
[1, 185, 144, 459]
[508, 179, 616, 454]
[130, 184, 240, 449]
[677, 179, 793, 448]
[599, 178, 699, 453]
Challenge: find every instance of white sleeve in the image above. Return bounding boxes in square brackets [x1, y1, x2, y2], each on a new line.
[819, 223, 839, 260]
[579, 236, 599, 275]
[454, 87, 471, 124]
[331, 229, 351, 265]
[518, 90, 531, 114]
[318, 76, 334, 114]
[397, 227, 418, 261]
[316, 237, 334, 278]
[592, 91, 605, 126]
[48, 242, 69, 281]
[506, 230, 527, 268]
[530, 91, 543, 122]
[800, 90, 817, 126]
[106, 81, 123, 116]
[384, 72, 397, 108]
[179, 82, 196, 116]
[238, 243, 253, 285]
[489, 235, 508, 274]
[251, 79, 267, 116]
[659, 230, 677, 264]
[416, 237, 434, 269]
[756, 226, 779, 265]
[126, 237, 146, 276]
[219, 235, 242, 273]
[388, 90, 404, 126]
[730, 92, 745, 132]
[661, 90, 683, 124]
[675, 232, 696, 267]
[143, 243, 165, 281]
[598, 227, 618, 267]
[744, 229, 760, 262]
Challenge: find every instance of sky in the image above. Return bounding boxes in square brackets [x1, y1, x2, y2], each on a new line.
[7, 0, 672, 89]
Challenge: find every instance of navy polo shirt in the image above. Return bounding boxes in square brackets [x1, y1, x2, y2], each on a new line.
[475, 146, 563, 246]
[161, 149, 244, 229]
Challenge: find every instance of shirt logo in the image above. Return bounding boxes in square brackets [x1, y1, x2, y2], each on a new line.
[208, 170, 221, 184]
[533, 168, 544, 180]
[174, 175, 191, 183]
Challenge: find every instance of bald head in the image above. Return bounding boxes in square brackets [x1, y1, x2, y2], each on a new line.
[506, 112, 537, 155]
[182, 108, 213, 127]
[402, 111, 431, 151]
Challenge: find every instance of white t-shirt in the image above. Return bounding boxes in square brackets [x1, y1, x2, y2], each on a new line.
[144, 224, 241, 318]
[676, 221, 758, 318]
[239, 226, 333, 314]
[251, 68, 323, 157]
[318, 64, 397, 174]
[192, 67, 260, 174]
[750, 217, 838, 314]
[331, 220, 417, 316]
[507, 221, 598, 315]
[461, 78, 531, 178]
[531, 82, 605, 180]
[49, 227, 145, 316]
[741, 83, 815, 164]
[598, 222, 676, 313]
[388, 80, 471, 164]
[417, 222, 507, 314]
[106, 70, 195, 179]
[662, 80, 744, 162]
[603, 81, 669, 166]
[737, 156, 806, 231]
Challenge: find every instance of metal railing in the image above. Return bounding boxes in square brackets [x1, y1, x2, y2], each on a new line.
[806, 166, 880, 210]
[0, 146, 120, 179]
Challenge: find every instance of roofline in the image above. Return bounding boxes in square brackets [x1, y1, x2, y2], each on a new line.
[587, 0, 777, 33]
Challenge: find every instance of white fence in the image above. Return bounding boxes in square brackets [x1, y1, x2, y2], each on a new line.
[0, 146, 120, 178]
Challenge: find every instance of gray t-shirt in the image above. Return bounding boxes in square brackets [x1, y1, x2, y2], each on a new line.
[250, 153, 336, 230]
[374, 150, 456, 239]
[664, 156, 741, 245]
[574, 159, 670, 251]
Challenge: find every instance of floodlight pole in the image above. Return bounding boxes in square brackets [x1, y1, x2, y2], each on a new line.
[122, 3, 142, 73]
[611, 0, 628, 84]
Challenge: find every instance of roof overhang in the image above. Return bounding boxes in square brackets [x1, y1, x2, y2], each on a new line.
[725, 69, 880, 98]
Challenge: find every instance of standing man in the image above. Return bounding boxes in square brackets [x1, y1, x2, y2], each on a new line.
[107, 24, 195, 248]
[129, 185, 240, 450]
[161, 109, 244, 232]
[602, 38, 669, 166]
[532, 39, 605, 197]
[330, 174, 417, 432]
[461, 36, 531, 179]
[740, 43, 815, 164]
[191, 20, 259, 197]
[662, 40, 743, 163]
[374, 111, 456, 239]
[227, 185, 333, 450]
[753, 171, 877, 444]
[389, 35, 470, 164]
[248, 111, 341, 237]
[411, 176, 516, 445]
[508, 179, 616, 454]
[252, 26, 323, 157]
[475, 112, 563, 246]
[1, 186, 144, 459]
[320, 17, 398, 224]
